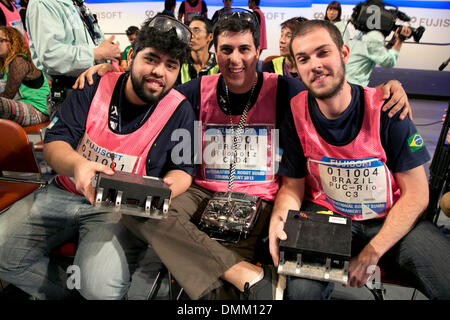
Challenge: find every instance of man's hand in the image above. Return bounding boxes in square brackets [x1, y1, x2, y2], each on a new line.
[380, 80, 412, 120]
[269, 217, 287, 267]
[73, 158, 114, 204]
[348, 243, 381, 288]
[94, 35, 121, 62]
[72, 63, 116, 89]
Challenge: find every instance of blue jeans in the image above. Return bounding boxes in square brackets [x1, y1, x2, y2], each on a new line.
[351, 218, 450, 299]
[0, 182, 119, 299]
[74, 222, 168, 300]
[285, 277, 334, 300]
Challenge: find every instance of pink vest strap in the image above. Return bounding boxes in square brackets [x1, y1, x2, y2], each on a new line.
[195, 72, 280, 201]
[253, 8, 267, 50]
[290, 87, 400, 220]
[57, 72, 185, 194]
[0, 2, 28, 44]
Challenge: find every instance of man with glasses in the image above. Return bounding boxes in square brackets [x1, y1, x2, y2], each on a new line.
[0, 14, 196, 300]
[177, 16, 219, 85]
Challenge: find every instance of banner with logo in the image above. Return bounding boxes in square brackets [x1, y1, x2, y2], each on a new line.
[85, 0, 449, 71]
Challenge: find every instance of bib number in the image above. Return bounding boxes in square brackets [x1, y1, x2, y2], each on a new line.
[203, 125, 274, 182]
[76, 133, 138, 173]
[314, 157, 390, 219]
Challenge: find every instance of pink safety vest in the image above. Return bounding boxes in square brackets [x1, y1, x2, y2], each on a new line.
[195, 73, 279, 201]
[56, 72, 185, 194]
[291, 87, 400, 221]
[253, 8, 267, 51]
[184, 0, 203, 23]
[0, 1, 28, 44]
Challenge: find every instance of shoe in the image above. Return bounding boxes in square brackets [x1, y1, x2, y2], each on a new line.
[240, 265, 277, 300]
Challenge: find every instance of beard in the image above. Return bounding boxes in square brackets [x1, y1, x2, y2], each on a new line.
[304, 58, 346, 100]
[129, 61, 168, 104]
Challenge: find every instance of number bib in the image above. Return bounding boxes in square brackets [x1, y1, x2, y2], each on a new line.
[203, 125, 275, 182]
[76, 132, 138, 173]
[311, 156, 390, 219]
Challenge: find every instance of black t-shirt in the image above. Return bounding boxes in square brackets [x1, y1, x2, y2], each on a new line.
[44, 73, 197, 178]
[278, 83, 431, 179]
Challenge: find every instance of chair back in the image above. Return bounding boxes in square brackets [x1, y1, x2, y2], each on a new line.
[0, 119, 42, 182]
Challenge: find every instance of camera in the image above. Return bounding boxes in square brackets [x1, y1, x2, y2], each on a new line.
[350, 0, 425, 42]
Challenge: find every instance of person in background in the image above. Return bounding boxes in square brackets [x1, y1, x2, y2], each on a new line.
[161, 0, 176, 17]
[120, 26, 139, 72]
[0, 0, 28, 43]
[0, 26, 49, 125]
[177, 16, 218, 85]
[178, 0, 207, 24]
[26, 0, 121, 102]
[211, 0, 232, 24]
[345, 0, 412, 86]
[248, 0, 266, 53]
[262, 17, 306, 79]
[19, 0, 28, 31]
[324, 1, 349, 43]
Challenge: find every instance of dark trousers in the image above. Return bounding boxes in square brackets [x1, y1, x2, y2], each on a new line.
[122, 184, 272, 299]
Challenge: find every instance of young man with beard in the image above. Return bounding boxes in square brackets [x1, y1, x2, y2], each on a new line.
[0, 15, 196, 300]
[269, 20, 450, 299]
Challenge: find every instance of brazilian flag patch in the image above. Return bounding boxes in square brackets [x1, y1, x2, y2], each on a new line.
[407, 133, 424, 152]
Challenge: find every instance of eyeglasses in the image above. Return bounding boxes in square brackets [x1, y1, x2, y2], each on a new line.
[146, 15, 192, 45]
[190, 27, 207, 36]
[0, 38, 9, 44]
[217, 8, 259, 27]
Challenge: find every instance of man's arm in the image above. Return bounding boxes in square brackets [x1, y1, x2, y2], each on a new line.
[377, 80, 412, 120]
[269, 176, 305, 266]
[44, 141, 113, 204]
[348, 165, 429, 287]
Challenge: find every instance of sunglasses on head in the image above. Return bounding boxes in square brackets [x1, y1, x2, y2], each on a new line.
[217, 8, 259, 27]
[146, 15, 193, 45]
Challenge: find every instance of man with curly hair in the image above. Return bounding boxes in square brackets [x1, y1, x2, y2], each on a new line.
[0, 15, 196, 300]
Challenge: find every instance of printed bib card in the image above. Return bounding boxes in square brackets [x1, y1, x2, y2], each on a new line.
[312, 157, 391, 219]
[202, 125, 276, 182]
[76, 133, 138, 173]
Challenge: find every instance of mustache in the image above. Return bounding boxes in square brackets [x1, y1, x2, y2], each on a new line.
[143, 74, 164, 86]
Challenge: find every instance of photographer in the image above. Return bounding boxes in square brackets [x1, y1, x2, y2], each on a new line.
[346, 0, 412, 86]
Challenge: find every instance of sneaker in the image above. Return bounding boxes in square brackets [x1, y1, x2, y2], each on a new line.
[240, 265, 277, 300]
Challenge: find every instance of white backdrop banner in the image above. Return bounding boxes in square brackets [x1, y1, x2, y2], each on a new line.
[85, 0, 450, 71]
